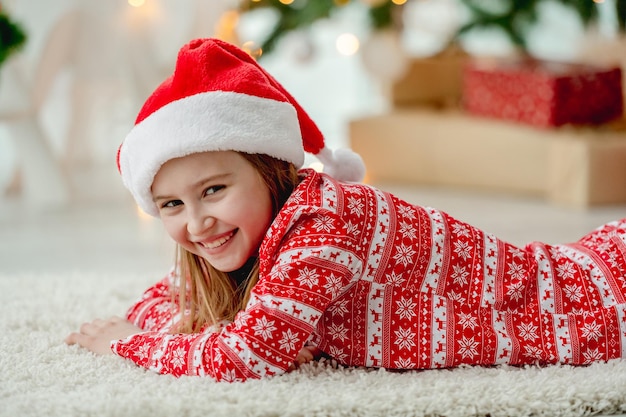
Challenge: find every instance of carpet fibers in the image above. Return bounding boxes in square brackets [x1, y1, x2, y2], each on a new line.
[2, 271, 626, 417]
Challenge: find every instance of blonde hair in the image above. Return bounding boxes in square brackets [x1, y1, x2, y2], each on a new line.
[174, 153, 301, 333]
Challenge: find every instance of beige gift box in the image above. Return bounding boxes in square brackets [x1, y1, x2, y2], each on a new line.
[385, 47, 467, 108]
[349, 109, 626, 207]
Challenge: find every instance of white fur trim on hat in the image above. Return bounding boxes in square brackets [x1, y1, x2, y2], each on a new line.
[119, 90, 303, 216]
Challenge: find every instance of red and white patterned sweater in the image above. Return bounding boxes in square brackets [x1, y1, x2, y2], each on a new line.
[112, 169, 626, 381]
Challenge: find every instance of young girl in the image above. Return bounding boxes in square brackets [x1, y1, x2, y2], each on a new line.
[66, 38, 626, 382]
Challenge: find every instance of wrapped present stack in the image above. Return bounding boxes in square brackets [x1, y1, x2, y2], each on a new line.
[349, 54, 626, 207]
[462, 57, 624, 128]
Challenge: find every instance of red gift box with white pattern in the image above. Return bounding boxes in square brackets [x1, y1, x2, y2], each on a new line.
[462, 58, 623, 128]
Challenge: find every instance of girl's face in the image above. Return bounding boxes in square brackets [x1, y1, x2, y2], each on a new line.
[151, 151, 274, 272]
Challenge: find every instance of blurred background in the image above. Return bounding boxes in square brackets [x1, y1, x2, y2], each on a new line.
[1, 0, 625, 276]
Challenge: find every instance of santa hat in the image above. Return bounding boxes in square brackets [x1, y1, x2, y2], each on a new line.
[117, 37, 365, 217]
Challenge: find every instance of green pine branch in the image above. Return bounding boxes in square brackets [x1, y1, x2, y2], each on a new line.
[0, 10, 27, 68]
[618, 0, 626, 32]
[240, 0, 395, 56]
[456, 0, 607, 53]
[554, 0, 598, 25]
[456, 0, 540, 49]
[243, 0, 339, 55]
[240, 0, 624, 57]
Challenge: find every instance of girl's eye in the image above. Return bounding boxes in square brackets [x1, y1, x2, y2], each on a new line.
[162, 200, 183, 209]
[204, 185, 225, 196]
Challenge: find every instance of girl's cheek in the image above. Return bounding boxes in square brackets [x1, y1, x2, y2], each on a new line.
[162, 218, 186, 243]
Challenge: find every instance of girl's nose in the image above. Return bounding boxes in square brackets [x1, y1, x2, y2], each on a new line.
[187, 208, 215, 237]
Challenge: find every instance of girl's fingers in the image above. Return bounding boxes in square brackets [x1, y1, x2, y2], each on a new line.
[79, 322, 95, 335]
[77, 317, 123, 336]
[65, 332, 78, 345]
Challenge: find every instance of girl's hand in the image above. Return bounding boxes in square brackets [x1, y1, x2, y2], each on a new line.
[65, 316, 142, 355]
[288, 345, 323, 371]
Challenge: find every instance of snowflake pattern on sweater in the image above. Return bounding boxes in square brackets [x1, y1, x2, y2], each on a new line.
[112, 169, 626, 380]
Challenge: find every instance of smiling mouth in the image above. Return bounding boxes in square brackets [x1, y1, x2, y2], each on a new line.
[200, 230, 236, 249]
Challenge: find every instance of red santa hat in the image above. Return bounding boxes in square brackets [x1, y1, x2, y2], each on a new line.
[117, 38, 365, 217]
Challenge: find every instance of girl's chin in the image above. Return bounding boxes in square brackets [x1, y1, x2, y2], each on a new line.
[197, 254, 249, 273]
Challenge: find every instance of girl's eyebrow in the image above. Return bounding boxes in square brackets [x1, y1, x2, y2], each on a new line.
[152, 172, 232, 202]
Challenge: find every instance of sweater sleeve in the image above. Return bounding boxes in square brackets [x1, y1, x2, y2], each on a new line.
[111, 208, 363, 380]
[124, 269, 181, 332]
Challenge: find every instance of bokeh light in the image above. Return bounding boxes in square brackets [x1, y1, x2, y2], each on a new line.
[336, 33, 360, 56]
[242, 40, 263, 59]
[128, 0, 146, 7]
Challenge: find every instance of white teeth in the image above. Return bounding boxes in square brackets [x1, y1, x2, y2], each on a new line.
[202, 232, 234, 249]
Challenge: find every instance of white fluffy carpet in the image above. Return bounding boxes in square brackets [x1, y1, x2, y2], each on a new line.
[2, 271, 626, 417]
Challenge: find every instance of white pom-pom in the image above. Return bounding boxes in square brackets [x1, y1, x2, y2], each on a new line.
[317, 147, 366, 183]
